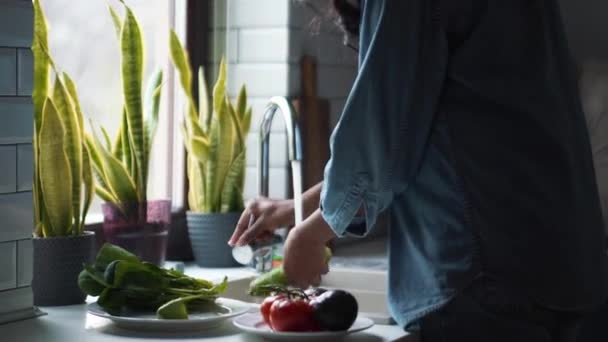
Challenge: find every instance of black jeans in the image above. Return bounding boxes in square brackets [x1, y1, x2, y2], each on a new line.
[420, 277, 581, 342]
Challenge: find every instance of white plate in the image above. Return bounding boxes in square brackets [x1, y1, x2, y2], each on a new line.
[233, 312, 375, 341]
[87, 298, 250, 332]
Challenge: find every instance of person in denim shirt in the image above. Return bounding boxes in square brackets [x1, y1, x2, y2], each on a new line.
[230, 1, 608, 340]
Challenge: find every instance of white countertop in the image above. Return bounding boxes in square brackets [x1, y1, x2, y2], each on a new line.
[0, 266, 416, 342]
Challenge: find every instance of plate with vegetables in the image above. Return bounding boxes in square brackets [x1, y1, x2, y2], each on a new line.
[233, 286, 374, 340]
[80, 244, 250, 331]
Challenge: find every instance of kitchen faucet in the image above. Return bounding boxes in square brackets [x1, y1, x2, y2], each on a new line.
[258, 96, 303, 201]
[232, 97, 303, 272]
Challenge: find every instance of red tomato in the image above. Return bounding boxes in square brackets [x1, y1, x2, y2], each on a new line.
[269, 297, 320, 332]
[260, 295, 284, 327]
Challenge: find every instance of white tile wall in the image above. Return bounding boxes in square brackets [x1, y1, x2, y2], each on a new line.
[0, 145, 17, 194]
[218, 0, 357, 201]
[228, 63, 298, 97]
[0, 48, 17, 96]
[0, 241, 17, 291]
[238, 28, 290, 63]
[228, 0, 290, 28]
[17, 239, 33, 287]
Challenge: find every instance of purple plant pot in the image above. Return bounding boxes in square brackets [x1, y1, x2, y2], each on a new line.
[102, 200, 171, 266]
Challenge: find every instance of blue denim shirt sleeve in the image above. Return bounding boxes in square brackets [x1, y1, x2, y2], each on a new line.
[320, 0, 447, 237]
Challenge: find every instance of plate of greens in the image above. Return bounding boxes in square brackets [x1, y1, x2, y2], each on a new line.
[80, 244, 251, 331]
[87, 298, 251, 331]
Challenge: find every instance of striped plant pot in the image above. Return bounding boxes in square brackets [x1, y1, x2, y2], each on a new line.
[187, 212, 241, 268]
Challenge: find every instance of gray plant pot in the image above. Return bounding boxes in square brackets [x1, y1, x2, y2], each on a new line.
[32, 231, 95, 306]
[187, 212, 241, 268]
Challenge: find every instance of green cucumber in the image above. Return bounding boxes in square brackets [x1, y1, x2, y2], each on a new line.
[248, 247, 332, 296]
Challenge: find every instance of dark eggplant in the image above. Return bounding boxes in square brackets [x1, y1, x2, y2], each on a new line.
[310, 289, 358, 331]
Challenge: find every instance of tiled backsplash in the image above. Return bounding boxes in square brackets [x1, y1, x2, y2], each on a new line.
[214, 0, 357, 201]
[0, 0, 36, 322]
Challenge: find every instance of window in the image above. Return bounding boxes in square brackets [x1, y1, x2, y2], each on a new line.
[43, 0, 188, 221]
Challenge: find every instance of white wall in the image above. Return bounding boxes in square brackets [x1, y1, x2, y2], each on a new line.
[220, 0, 357, 201]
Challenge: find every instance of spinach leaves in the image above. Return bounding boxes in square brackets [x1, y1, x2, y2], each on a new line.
[78, 244, 227, 319]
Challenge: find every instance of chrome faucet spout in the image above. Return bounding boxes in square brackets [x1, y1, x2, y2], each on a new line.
[258, 96, 302, 197]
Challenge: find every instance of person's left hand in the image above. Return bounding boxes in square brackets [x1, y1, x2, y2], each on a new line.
[282, 210, 337, 288]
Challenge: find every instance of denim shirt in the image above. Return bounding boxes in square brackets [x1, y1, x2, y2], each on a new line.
[320, 0, 608, 329]
[320, 0, 477, 328]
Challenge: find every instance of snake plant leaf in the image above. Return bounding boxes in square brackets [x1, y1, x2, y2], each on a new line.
[169, 30, 201, 134]
[81, 144, 94, 233]
[91, 130, 138, 206]
[215, 97, 235, 211]
[212, 60, 227, 121]
[204, 115, 220, 211]
[205, 98, 234, 212]
[101, 126, 113, 151]
[242, 107, 252, 138]
[236, 85, 247, 120]
[39, 99, 73, 237]
[113, 125, 123, 158]
[32, 0, 51, 230]
[121, 109, 133, 173]
[227, 101, 244, 153]
[32, 0, 50, 136]
[96, 185, 119, 203]
[109, 5, 122, 38]
[84, 135, 119, 204]
[198, 67, 210, 130]
[220, 150, 245, 213]
[144, 70, 163, 160]
[121, 5, 146, 202]
[85, 134, 105, 178]
[191, 136, 211, 164]
[52, 78, 83, 233]
[187, 156, 204, 211]
[62, 73, 84, 137]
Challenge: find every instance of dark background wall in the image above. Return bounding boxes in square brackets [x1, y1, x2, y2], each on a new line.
[559, 0, 608, 61]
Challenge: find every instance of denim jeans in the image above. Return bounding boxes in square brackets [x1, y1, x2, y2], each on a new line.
[420, 276, 582, 342]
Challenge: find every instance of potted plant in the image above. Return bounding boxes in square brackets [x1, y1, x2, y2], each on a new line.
[31, 0, 95, 306]
[170, 32, 252, 267]
[85, 3, 169, 266]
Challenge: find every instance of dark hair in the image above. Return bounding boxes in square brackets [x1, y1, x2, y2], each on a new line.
[332, 0, 361, 37]
[299, 0, 361, 51]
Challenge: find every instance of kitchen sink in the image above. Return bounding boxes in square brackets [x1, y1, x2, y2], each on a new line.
[222, 267, 394, 325]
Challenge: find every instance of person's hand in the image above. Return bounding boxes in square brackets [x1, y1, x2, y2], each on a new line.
[282, 210, 337, 288]
[228, 197, 295, 247]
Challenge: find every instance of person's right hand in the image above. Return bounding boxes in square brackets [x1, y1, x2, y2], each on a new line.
[228, 197, 295, 247]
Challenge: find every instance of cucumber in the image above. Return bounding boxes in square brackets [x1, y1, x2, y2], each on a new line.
[248, 247, 332, 296]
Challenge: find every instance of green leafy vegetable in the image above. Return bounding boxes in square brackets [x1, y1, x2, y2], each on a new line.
[249, 247, 332, 297]
[78, 243, 228, 319]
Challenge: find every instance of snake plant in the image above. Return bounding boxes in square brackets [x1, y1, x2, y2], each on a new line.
[170, 32, 252, 213]
[85, 3, 163, 218]
[32, 0, 93, 237]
